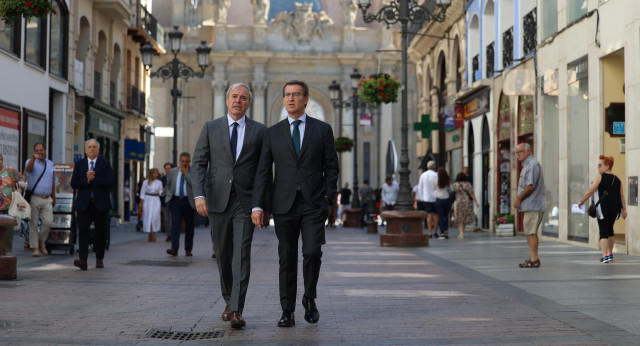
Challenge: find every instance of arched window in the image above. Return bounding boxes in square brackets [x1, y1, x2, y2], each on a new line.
[50, 0, 68, 78]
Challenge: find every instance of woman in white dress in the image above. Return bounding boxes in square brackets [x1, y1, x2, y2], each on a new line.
[139, 168, 163, 242]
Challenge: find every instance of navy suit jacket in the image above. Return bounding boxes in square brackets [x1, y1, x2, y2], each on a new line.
[71, 156, 115, 212]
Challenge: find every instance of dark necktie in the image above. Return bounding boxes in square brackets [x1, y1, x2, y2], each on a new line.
[292, 120, 301, 158]
[179, 173, 185, 199]
[230, 122, 238, 162]
[89, 161, 94, 198]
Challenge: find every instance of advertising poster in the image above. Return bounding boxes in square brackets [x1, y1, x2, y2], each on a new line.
[0, 107, 20, 169]
[54, 163, 74, 198]
[360, 112, 371, 126]
[444, 105, 455, 128]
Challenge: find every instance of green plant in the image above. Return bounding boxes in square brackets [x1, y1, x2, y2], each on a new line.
[358, 73, 401, 106]
[334, 137, 354, 153]
[0, 0, 55, 24]
[493, 213, 514, 224]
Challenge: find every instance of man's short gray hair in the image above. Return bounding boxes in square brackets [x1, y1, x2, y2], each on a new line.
[85, 138, 100, 149]
[427, 160, 436, 170]
[226, 83, 252, 103]
[523, 143, 531, 152]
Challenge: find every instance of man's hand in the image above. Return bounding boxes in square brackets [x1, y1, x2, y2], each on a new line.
[195, 197, 208, 217]
[514, 198, 520, 209]
[52, 195, 56, 207]
[252, 210, 264, 229]
[86, 170, 95, 182]
[180, 166, 189, 175]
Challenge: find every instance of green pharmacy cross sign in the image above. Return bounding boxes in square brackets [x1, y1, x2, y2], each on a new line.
[413, 114, 438, 139]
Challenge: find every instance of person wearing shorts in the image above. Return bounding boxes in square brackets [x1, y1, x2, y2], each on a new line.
[514, 143, 546, 268]
[418, 160, 439, 238]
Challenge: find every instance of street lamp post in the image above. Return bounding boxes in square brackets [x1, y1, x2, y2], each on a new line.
[329, 69, 364, 208]
[140, 26, 212, 165]
[357, 0, 450, 211]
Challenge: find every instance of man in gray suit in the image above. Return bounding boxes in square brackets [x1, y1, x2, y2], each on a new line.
[164, 152, 195, 256]
[192, 83, 268, 329]
[252, 80, 339, 327]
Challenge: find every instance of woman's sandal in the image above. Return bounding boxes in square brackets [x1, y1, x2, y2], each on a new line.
[519, 259, 541, 268]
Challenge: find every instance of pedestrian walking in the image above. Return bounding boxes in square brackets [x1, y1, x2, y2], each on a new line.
[338, 183, 351, 225]
[252, 80, 339, 328]
[165, 153, 196, 257]
[71, 139, 115, 270]
[24, 143, 55, 257]
[578, 155, 627, 263]
[434, 167, 452, 239]
[513, 143, 546, 268]
[0, 154, 24, 254]
[192, 82, 268, 329]
[123, 181, 130, 222]
[452, 172, 478, 239]
[161, 162, 174, 241]
[359, 180, 374, 227]
[418, 160, 438, 238]
[139, 168, 163, 242]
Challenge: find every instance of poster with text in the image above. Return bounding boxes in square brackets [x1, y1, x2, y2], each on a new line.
[54, 163, 75, 199]
[0, 107, 20, 169]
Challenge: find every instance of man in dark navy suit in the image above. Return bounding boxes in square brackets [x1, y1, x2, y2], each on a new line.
[252, 80, 339, 327]
[71, 138, 115, 270]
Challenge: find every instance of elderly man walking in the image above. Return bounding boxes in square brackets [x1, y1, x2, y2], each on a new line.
[514, 143, 546, 268]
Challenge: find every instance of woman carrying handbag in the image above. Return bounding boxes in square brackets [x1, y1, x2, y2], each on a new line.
[578, 155, 627, 263]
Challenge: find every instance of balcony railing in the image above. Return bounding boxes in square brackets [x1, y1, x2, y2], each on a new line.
[126, 85, 146, 115]
[523, 8, 537, 55]
[135, 4, 158, 43]
[472, 54, 479, 82]
[486, 42, 494, 78]
[502, 26, 514, 68]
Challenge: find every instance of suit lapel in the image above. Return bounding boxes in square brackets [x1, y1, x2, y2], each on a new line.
[299, 116, 315, 158]
[217, 117, 235, 164]
[236, 118, 255, 164]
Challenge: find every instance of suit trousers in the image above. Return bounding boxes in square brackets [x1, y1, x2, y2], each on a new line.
[209, 194, 254, 313]
[76, 201, 107, 261]
[170, 197, 195, 252]
[273, 191, 327, 312]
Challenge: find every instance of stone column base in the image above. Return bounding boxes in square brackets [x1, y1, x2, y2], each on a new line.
[342, 208, 361, 228]
[0, 215, 18, 280]
[380, 210, 429, 247]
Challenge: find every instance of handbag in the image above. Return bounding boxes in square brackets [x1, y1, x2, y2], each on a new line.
[8, 191, 31, 219]
[24, 160, 47, 203]
[587, 176, 615, 219]
[448, 185, 456, 203]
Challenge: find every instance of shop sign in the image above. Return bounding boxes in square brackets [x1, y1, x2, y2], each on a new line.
[454, 105, 464, 127]
[444, 106, 455, 128]
[99, 119, 115, 135]
[463, 90, 489, 119]
[613, 122, 624, 135]
[0, 107, 20, 169]
[124, 139, 146, 161]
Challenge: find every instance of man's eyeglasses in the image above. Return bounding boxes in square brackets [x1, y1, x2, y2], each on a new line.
[514, 150, 525, 155]
[283, 92, 303, 99]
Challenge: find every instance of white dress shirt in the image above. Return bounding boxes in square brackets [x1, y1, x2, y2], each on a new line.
[287, 113, 307, 148]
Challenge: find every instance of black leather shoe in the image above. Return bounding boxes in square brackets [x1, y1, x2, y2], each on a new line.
[277, 311, 295, 327]
[302, 295, 319, 324]
[230, 312, 246, 329]
[74, 259, 87, 271]
[166, 248, 178, 256]
[96, 260, 104, 268]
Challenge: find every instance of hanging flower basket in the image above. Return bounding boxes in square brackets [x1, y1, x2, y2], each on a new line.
[334, 137, 354, 153]
[358, 73, 401, 106]
[0, 0, 55, 24]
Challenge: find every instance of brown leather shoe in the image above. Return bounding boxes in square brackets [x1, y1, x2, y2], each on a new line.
[230, 311, 246, 329]
[185, 251, 193, 257]
[96, 260, 104, 268]
[222, 305, 231, 321]
[74, 259, 88, 271]
[166, 248, 178, 256]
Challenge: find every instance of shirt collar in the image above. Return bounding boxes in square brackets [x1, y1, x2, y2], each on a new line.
[288, 113, 307, 125]
[227, 114, 246, 127]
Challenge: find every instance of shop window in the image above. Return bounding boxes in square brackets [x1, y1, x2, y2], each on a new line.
[50, 0, 68, 78]
[0, 18, 21, 56]
[567, 0, 588, 25]
[541, 0, 557, 40]
[517, 96, 534, 135]
[497, 93, 511, 215]
[541, 94, 559, 237]
[25, 17, 46, 68]
[567, 57, 589, 242]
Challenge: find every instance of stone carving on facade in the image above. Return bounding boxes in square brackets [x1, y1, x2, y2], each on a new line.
[340, 0, 357, 28]
[271, 2, 334, 44]
[251, 0, 270, 25]
[212, 0, 231, 25]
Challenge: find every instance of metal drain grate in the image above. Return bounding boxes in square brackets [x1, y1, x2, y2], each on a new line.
[125, 260, 192, 267]
[146, 329, 225, 341]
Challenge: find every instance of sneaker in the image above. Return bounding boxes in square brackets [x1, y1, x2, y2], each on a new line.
[600, 256, 610, 264]
[432, 233, 439, 239]
[438, 234, 446, 240]
[607, 253, 614, 262]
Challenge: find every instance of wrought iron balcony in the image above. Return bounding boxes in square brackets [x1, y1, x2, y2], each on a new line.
[126, 85, 146, 116]
[127, 1, 165, 54]
[502, 26, 513, 68]
[523, 8, 537, 55]
[486, 42, 494, 78]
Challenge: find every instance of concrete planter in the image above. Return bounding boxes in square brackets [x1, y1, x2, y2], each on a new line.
[496, 223, 514, 237]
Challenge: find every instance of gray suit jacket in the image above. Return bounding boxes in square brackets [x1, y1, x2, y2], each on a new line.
[164, 167, 195, 209]
[253, 116, 339, 214]
[192, 116, 268, 213]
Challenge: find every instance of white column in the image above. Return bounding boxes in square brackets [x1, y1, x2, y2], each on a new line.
[251, 81, 267, 124]
[212, 80, 227, 119]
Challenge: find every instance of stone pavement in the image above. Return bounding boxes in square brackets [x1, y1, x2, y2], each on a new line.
[1, 221, 639, 345]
